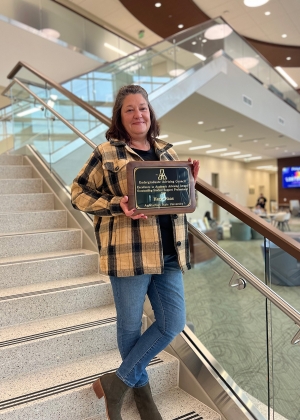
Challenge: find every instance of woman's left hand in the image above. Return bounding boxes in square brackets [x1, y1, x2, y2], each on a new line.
[188, 158, 200, 185]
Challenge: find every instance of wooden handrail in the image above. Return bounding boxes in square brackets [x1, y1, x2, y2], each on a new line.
[196, 178, 300, 260]
[6, 61, 111, 127]
[5, 62, 300, 260]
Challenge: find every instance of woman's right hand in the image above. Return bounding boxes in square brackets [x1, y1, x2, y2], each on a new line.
[120, 196, 148, 219]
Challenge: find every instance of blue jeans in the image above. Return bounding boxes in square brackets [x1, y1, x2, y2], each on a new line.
[110, 254, 186, 388]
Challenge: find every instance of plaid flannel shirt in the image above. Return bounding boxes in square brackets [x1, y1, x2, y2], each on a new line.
[71, 138, 191, 277]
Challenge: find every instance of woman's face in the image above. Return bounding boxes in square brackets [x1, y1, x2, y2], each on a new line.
[121, 94, 151, 141]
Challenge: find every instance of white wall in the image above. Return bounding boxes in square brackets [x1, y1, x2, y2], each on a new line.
[177, 152, 272, 223]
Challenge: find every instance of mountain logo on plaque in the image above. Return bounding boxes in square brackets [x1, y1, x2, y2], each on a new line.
[127, 161, 196, 215]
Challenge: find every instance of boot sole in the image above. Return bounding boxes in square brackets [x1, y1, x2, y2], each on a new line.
[92, 378, 110, 420]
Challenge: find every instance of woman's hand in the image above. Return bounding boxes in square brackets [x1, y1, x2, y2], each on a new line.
[188, 158, 200, 185]
[120, 196, 148, 219]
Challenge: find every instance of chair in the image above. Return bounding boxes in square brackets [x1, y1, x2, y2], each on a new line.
[290, 200, 300, 217]
[230, 219, 251, 241]
[273, 212, 290, 231]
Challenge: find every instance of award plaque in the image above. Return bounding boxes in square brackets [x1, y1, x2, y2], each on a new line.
[126, 161, 196, 215]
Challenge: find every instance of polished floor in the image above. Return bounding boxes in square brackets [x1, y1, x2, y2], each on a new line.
[184, 218, 300, 420]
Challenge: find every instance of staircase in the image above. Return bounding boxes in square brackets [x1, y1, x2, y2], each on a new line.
[0, 153, 221, 420]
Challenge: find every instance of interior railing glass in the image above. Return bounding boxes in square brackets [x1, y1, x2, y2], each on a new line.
[189, 187, 300, 420]
[6, 17, 300, 120]
[4, 78, 300, 420]
[0, 0, 138, 64]
[62, 17, 300, 114]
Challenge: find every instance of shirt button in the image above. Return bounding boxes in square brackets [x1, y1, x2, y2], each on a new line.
[115, 166, 119, 171]
[173, 215, 178, 219]
[176, 241, 181, 246]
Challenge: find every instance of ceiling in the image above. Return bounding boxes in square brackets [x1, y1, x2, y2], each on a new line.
[1, 0, 299, 166]
[58, 0, 300, 164]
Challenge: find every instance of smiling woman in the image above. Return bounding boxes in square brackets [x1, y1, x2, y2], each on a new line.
[71, 84, 199, 420]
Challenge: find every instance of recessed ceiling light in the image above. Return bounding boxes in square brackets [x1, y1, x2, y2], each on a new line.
[221, 151, 241, 156]
[178, 24, 184, 29]
[158, 134, 169, 139]
[244, 0, 269, 7]
[253, 139, 258, 142]
[238, 134, 243, 138]
[192, 41, 197, 45]
[286, 57, 292, 61]
[202, 39, 207, 43]
[206, 148, 228, 154]
[246, 156, 262, 161]
[233, 154, 252, 158]
[169, 68, 185, 76]
[265, 11, 271, 15]
[40, 28, 60, 38]
[172, 140, 192, 146]
[197, 121, 204, 125]
[155, 3, 161, 7]
[275, 67, 298, 88]
[234, 57, 259, 69]
[189, 144, 211, 150]
[220, 128, 226, 132]
[281, 34, 287, 38]
[104, 43, 128, 56]
[204, 24, 232, 40]
[194, 53, 207, 61]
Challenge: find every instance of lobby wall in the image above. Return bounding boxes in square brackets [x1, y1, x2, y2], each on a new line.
[178, 153, 271, 223]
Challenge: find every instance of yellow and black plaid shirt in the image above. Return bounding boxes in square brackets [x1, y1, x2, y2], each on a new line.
[71, 138, 191, 277]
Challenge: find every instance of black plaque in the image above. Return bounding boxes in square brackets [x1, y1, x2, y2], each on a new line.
[127, 161, 196, 215]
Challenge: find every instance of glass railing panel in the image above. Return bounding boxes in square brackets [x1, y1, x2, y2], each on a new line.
[8, 80, 108, 189]
[7, 77, 108, 152]
[265, 225, 300, 314]
[0, 0, 138, 63]
[184, 243, 270, 417]
[269, 304, 300, 420]
[0, 105, 13, 153]
[189, 206, 267, 284]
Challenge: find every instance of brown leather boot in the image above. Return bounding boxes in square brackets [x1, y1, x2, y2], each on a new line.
[133, 383, 163, 420]
[93, 372, 129, 420]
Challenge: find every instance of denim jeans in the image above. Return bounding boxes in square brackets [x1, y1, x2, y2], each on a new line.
[110, 254, 186, 388]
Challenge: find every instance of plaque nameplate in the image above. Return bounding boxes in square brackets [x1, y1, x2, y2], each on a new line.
[126, 161, 196, 215]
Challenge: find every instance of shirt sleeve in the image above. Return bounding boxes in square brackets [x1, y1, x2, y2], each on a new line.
[71, 148, 124, 217]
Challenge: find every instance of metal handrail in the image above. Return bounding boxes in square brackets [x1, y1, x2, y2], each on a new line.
[12, 78, 97, 149]
[7, 77, 300, 335]
[188, 224, 300, 328]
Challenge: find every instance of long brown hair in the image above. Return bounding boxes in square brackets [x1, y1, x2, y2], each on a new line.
[105, 85, 160, 144]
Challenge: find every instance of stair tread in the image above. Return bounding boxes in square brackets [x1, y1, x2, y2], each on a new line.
[0, 227, 80, 238]
[0, 302, 115, 344]
[0, 273, 106, 299]
[0, 247, 98, 265]
[0, 349, 176, 403]
[120, 387, 221, 420]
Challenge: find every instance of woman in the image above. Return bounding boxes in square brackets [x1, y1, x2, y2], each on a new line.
[71, 84, 199, 420]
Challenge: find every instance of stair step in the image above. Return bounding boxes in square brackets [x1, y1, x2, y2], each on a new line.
[0, 165, 32, 179]
[0, 249, 99, 289]
[0, 178, 42, 194]
[0, 303, 113, 345]
[0, 193, 54, 212]
[0, 350, 178, 419]
[0, 155, 23, 165]
[0, 304, 118, 381]
[0, 229, 82, 258]
[0, 275, 113, 328]
[119, 388, 221, 420]
[0, 210, 67, 234]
